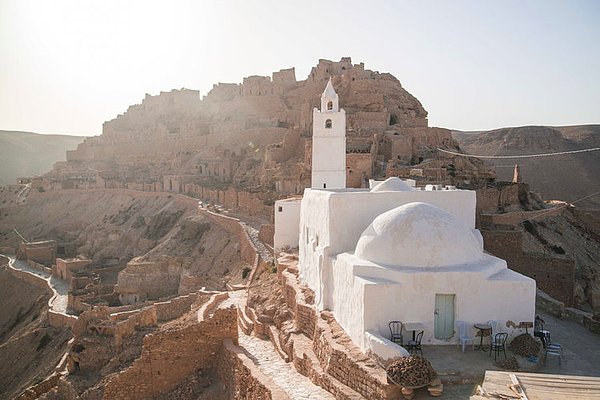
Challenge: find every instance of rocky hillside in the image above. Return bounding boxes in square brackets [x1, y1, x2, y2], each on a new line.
[0, 189, 248, 293]
[520, 210, 600, 309]
[0, 130, 84, 185]
[453, 125, 600, 210]
[45, 57, 479, 195]
[0, 259, 72, 399]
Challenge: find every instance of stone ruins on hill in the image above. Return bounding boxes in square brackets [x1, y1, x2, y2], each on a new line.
[42, 57, 494, 197]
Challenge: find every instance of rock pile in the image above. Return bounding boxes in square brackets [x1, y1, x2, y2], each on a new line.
[386, 355, 437, 387]
[508, 333, 540, 357]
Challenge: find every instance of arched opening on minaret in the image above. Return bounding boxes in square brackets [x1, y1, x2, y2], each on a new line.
[325, 119, 332, 129]
[327, 101, 333, 110]
[389, 114, 398, 126]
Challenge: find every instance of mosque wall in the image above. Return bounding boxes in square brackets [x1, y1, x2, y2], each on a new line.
[297, 188, 476, 310]
[333, 253, 536, 353]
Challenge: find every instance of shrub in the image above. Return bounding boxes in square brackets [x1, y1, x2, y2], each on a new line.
[242, 267, 252, 279]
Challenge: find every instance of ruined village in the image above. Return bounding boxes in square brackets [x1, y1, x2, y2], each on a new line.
[0, 53, 599, 400]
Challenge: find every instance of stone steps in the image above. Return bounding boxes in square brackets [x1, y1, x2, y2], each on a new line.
[237, 330, 335, 400]
[267, 325, 290, 363]
[290, 332, 365, 400]
[237, 304, 254, 335]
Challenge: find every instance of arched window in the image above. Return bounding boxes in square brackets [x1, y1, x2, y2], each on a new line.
[327, 101, 333, 111]
[325, 119, 332, 129]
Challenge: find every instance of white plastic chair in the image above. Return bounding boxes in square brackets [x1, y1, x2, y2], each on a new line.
[488, 320, 502, 335]
[457, 320, 475, 352]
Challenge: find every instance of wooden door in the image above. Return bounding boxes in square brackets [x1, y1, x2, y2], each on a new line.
[434, 294, 455, 340]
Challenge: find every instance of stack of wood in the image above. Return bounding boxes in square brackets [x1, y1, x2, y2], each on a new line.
[495, 355, 520, 371]
[386, 355, 442, 398]
[508, 333, 540, 357]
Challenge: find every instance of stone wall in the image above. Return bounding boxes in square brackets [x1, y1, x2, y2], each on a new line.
[480, 206, 564, 227]
[48, 310, 77, 329]
[115, 260, 182, 303]
[217, 338, 290, 400]
[9, 266, 53, 294]
[274, 256, 398, 399]
[346, 153, 372, 188]
[101, 306, 237, 400]
[475, 183, 526, 215]
[54, 258, 92, 281]
[482, 229, 575, 306]
[201, 209, 258, 267]
[258, 224, 275, 247]
[154, 292, 199, 322]
[27, 259, 52, 274]
[17, 240, 56, 265]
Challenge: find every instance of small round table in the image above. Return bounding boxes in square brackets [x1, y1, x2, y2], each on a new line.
[474, 323, 492, 351]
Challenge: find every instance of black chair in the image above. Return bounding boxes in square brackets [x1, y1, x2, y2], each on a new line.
[406, 330, 423, 355]
[389, 321, 404, 345]
[534, 316, 550, 348]
[489, 332, 508, 360]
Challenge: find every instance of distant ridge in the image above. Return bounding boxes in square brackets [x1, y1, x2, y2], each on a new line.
[0, 130, 85, 185]
[453, 124, 600, 210]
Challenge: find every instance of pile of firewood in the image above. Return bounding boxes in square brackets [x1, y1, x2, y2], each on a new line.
[495, 356, 520, 371]
[386, 355, 437, 387]
[508, 333, 540, 357]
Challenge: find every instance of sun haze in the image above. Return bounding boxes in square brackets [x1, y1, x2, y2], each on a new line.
[1, 0, 599, 135]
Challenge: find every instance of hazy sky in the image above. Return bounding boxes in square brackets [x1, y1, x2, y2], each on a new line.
[1, 0, 599, 136]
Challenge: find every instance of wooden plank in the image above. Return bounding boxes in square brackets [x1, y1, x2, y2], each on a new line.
[475, 371, 600, 400]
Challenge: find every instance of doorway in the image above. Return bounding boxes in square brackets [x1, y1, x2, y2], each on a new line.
[434, 294, 455, 340]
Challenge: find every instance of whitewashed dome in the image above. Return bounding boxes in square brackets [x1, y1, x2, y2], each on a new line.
[354, 202, 483, 267]
[370, 177, 414, 192]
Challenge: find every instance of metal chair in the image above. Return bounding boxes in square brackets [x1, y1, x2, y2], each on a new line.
[389, 321, 404, 345]
[457, 320, 475, 352]
[534, 316, 550, 348]
[406, 330, 423, 355]
[489, 332, 508, 360]
[545, 342, 563, 366]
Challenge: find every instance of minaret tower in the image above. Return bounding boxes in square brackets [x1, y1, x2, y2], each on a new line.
[311, 79, 346, 189]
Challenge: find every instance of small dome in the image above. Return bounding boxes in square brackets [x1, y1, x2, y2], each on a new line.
[370, 177, 414, 193]
[354, 202, 483, 267]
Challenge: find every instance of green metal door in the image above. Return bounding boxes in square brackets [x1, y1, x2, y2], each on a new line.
[434, 294, 455, 340]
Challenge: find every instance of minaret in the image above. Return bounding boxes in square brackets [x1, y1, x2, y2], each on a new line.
[311, 79, 346, 189]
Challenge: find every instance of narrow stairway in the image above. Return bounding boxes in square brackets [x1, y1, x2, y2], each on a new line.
[228, 290, 335, 399]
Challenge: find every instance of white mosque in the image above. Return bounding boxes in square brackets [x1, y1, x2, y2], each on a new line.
[274, 80, 536, 360]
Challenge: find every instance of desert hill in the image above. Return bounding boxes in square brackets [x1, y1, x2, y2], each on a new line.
[453, 125, 600, 210]
[0, 130, 84, 186]
[0, 189, 248, 294]
[44, 58, 491, 195]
